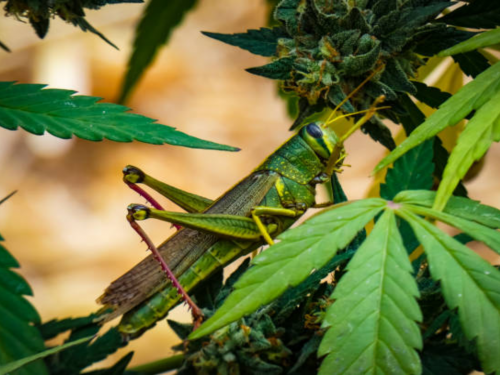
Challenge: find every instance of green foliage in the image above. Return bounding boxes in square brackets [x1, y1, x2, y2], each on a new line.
[380, 139, 434, 200]
[0, 194, 48, 375]
[398, 209, 500, 374]
[190, 198, 386, 338]
[318, 210, 422, 375]
[205, 0, 472, 138]
[0, 337, 92, 375]
[0, 81, 235, 150]
[440, 0, 500, 29]
[440, 28, 500, 57]
[0, 0, 141, 48]
[374, 61, 500, 210]
[118, 0, 198, 103]
[203, 28, 288, 57]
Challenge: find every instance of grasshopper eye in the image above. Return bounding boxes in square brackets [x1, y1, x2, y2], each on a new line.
[306, 123, 323, 138]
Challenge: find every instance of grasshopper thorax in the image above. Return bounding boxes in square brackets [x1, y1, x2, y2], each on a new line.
[299, 122, 339, 160]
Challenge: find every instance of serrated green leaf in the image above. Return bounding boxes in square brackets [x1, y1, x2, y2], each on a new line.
[373, 61, 500, 174]
[0, 225, 47, 375]
[394, 190, 500, 229]
[439, 28, 500, 57]
[0, 336, 92, 375]
[190, 199, 386, 339]
[403, 204, 500, 254]
[398, 209, 500, 374]
[246, 58, 294, 80]
[37, 314, 99, 341]
[118, 0, 198, 103]
[432, 87, 500, 211]
[412, 82, 452, 109]
[440, 0, 500, 29]
[0, 82, 236, 151]
[454, 50, 491, 78]
[318, 210, 422, 375]
[380, 139, 434, 200]
[48, 327, 124, 375]
[202, 28, 286, 57]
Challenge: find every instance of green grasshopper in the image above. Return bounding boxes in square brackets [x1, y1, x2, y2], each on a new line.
[97, 96, 386, 337]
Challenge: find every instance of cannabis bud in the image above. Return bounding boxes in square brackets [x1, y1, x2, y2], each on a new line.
[205, 0, 472, 148]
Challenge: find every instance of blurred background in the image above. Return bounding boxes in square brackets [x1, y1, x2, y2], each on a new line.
[0, 0, 498, 369]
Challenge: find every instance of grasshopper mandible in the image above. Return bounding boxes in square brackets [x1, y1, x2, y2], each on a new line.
[97, 95, 386, 338]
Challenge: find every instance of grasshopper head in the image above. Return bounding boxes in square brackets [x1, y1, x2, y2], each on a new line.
[123, 165, 146, 184]
[127, 204, 150, 221]
[299, 122, 339, 160]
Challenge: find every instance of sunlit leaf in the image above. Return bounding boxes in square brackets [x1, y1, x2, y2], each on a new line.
[402, 204, 500, 254]
[394, 190, 500, 229]
[398, 209, 500, 374]
[190, 199, 386, 339]
[439, 28, 500, 57]
[0, 82, 236, 151]
[318, 210, 422, 375]
[432, 87, 500, 210]
[373, 61, 500, 175]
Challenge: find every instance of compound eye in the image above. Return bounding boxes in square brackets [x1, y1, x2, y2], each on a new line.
[306, 123, 323, 138]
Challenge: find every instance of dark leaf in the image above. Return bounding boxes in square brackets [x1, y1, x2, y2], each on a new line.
[415, 28, 477, 56]
[361, 119, 396, 150]
[192, 269, 223, 310]
[439, 0, 500, 29]
[202, 27, 287, 57]
[167, 320, 193, 340]
[421, 343, 481, 375]
[380, 139, 434, 200]
[29, 17, 50, 39]
[37, 314, 99, 340]
[453, 51, 491, 78]
[0, 82, 236, 151]
[71, 18, 118, 50]
[84, 352, 134, 375]
[412, 81, 452, 109]
[118, 0, 198, 103]
[0, 227, 47, 375]
[246, 58, 294, 80]
[48, 327, 125, 375]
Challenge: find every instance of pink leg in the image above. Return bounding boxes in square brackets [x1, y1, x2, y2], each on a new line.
[127, 212, 203, 322]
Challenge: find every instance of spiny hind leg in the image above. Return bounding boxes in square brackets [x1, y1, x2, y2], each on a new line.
[126, 206, 203, 323]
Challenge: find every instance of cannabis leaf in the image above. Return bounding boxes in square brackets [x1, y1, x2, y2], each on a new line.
[0, 337, 92, 375]
[439, 28, 500, 57]
[318, 210, 422, 375]
[203, 28, 287, 57]
[118, 0, 198, 103]
[394, 190, 500, 229]
[0, 194, 48, 375]
[374, 61, 500, 210]
[0, 82, 235, 151]
[398, 209, 500, 375]
[190, 198, 386, 339]
[440, 0, 500, 29]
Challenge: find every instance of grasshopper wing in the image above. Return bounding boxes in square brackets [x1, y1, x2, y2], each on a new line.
[97, 171, 279, 321]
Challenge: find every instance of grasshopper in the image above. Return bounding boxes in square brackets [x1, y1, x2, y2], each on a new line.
[97, 94, 386, 337]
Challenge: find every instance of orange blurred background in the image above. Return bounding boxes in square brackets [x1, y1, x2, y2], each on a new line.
[0, 1, 498, 370]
